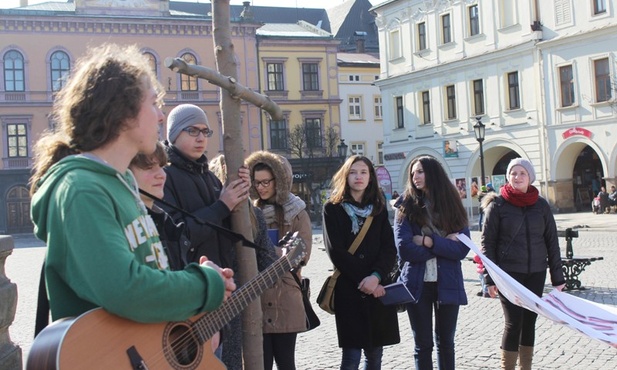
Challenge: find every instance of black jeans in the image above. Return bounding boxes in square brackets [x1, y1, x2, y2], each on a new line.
[407, 282, 459, 370]
[499, 271, 546, 351]
[263, 332, 297, 370]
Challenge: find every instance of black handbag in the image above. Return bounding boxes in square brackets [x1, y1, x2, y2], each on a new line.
[292, 273, 321, 331]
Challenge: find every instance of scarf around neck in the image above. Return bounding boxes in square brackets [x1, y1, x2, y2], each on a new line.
[500, 183, 539, 207]
[342, 202, 373, 234]
[260, 194, 306, 226]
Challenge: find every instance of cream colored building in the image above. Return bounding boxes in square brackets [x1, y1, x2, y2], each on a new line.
[372, 0, 617, 214]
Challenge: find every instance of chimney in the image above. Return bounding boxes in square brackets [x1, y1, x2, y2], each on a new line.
[354, 31, 367, 53]
[240, 1, 254, 21]
[356, 38, 365, 53]
[20, 0, 29, 7]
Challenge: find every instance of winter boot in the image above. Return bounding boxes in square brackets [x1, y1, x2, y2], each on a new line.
[501, 350, 518, 370]
[518, 345, 533, 370]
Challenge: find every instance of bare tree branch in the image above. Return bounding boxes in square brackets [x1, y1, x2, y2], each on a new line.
[165, 57, 283, 120]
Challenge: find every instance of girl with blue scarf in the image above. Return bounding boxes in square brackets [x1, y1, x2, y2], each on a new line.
[323, 155, 400, 370]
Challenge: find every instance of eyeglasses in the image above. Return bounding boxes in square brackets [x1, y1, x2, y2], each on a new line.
[253, 178, 275, 188]
[182, 126, 213, 138]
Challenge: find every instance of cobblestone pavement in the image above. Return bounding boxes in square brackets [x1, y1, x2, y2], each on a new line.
[6, 212, 617, 369]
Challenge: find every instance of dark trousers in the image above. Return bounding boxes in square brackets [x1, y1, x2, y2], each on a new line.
[499, 271, 546, 351]
[340, 346, 384, 370]
[263, 332, 297, 370]
[407, 282, 459, 370]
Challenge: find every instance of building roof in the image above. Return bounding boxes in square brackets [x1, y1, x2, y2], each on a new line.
[337, 52, 380, 67]
[325, 0, 378, 52]
[257, 21, 332, 38]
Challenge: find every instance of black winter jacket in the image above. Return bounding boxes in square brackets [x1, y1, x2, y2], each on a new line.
[148, 205, 190, 271]
[481, 194, 565, 287]
[160, 145, 234, 268]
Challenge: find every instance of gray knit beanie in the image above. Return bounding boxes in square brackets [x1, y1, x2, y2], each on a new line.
[506, 158, 536, 183]
[166, 104, 209, 143]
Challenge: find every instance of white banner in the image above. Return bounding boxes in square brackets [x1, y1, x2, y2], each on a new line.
[458, 234, 617, 348]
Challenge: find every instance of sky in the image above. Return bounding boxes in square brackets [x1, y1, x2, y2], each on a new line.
[0, 0, 374, 10]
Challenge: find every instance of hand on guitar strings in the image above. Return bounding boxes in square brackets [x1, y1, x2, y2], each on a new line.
[199, 256, 236, 301]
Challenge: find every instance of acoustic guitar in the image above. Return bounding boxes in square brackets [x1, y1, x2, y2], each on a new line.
[26, 233, 306, 370]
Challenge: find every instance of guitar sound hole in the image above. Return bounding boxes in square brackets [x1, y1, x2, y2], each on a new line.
[167, 324, 199, 366]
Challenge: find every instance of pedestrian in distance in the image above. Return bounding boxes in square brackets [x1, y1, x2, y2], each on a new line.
[481, 158, 565, 370]
[393, 155, 470, 370]
[161, 103, 250, 367]
[245, 150, 313, 370]
[29, 43, 235, 332]
[322, 155, 400, 370]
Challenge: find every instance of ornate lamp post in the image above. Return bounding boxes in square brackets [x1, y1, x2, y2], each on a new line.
[473, 117, 486, 185]
[337, 138, 348, 158]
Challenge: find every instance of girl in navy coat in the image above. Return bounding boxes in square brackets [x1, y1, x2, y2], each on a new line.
[393, 156, 470, 370]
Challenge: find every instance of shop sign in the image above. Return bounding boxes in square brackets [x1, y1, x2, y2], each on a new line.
[562, 127, 592, 139]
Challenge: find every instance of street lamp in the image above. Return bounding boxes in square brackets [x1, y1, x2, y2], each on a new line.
[337, 138, 348, 158]
[473, 117, 486, 185]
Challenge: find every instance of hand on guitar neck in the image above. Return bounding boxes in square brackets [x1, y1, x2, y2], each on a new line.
[199, 255, 236, 301]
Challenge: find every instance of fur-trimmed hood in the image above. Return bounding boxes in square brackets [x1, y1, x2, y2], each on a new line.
[480, 191, 500, 210]
[245, 151, 293, 206]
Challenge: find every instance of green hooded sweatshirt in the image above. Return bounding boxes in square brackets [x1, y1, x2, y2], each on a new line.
[31, 155, 224, 323]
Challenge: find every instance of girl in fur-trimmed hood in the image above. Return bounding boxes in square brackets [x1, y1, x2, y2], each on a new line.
[244, 150, 313, 370]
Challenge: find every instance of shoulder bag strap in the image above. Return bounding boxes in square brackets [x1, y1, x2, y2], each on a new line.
[331, 215, 374, 279]
[347, 215, 373, 255]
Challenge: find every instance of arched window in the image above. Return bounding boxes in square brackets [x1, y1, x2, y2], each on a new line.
[4, 50, 25, 92]
[50, 50, 70, 92]
[180, 53, 198, 91]
[143, 52, 157, 78]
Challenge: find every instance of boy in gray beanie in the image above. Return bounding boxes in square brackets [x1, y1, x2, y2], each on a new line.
[166, 104, 210, 144]
[162, 103, 250, 369]
[506, 158, 536, 183]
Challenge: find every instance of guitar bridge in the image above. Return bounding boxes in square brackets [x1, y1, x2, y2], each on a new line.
[127, 346, 149, 370]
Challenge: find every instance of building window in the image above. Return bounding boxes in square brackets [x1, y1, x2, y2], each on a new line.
[377, 142, 383, 165]
[559, 65, 575, 107]
[555, 0, 572, 25]
[417, 22, 427, 51]
[473, 79, 485, 115]
[395, 96, 404, 129]
[180, 53, 198, 91]
[50, 51, 70, 92]
[269, 119, 288, 150]
[594, 58, 611, 102]
[143, 52, 157, 78]
[421, 91, 431, 124]
[348, 75, 360, 82]
[389, 29, 401, 59]
[302, 63, 319, 91]
[4, 50, 25, 92]
[441, 14, 452, 44]
[7, 123, 28, 158]
[267, 63, 284, 91]
[507, 72, 521, 109]
[348, 96, 362, 120]
[469, 5, 480, 36]
[350, 143, 365, 156]
[500, 0, 516, 28]
[594, 0, 607, 14]
[305, 118, 322, 148]
[374, 95, 383, 119]
[446, 85, 457, 119]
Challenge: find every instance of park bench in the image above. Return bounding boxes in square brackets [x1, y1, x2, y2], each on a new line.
[559, 228, 604, 291]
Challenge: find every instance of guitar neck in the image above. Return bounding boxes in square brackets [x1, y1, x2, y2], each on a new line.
[191, 254, 293, 343]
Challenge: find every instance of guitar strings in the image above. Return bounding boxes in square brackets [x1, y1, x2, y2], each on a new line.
[143, 248, 300, 367]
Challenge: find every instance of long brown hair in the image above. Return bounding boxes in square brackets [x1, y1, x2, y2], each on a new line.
[396, 156, 468, 233]
[30, 43, 164, 194]
[328, 155, 385, 215]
